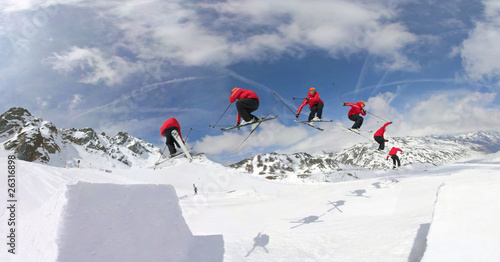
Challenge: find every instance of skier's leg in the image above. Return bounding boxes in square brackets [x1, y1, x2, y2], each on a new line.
[349, 115, 363, 129]
[356, 116, 364, 129]
[164, 127, 177, 155]
[374, 136, 385, 150]
[308, 105, 318, 121]
[236, 99, 259, 122]
[391, 155, 397, 168]
[395, 155, 401, 167]
[316, 102, 324, 119]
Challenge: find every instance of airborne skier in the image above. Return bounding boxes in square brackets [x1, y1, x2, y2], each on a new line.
[229, 87, 260, 130]
[374, 122, 392, 150]
[295, 87, 324, 127]
[343, 101, 366, 130]
[386, 147, 403, 169]
[160, 117, 187, 158]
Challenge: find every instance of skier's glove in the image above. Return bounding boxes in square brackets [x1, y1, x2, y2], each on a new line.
[295, 114, 299, 118]
[363, 109, 366, 113]
[385, 140, 388, 142]
[342, 102, 346, 106]
[306, 97, 310, 100]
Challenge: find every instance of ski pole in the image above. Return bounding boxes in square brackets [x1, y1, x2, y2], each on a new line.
[367, 111, 390, 122]
[154, 144, 168, 170]
[184, 128, 193, 143]
[333, 83, 345, 104]
[210, 103, 232, 128]
[273, 92, 297, 116]
[292, 97, 306, 100]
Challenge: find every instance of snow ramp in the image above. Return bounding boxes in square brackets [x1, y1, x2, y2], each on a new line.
[421, 172, 500, 262]
[54, 182, 223, 262]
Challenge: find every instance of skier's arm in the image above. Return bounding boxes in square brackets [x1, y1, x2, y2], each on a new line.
[344, 102, 354, 107]
[229, 89, 240, 103]
[296, 99, 308, 115]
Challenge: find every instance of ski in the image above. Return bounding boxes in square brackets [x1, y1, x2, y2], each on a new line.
[232, 103, 278, 151]
[155, 147, 194, 167]
[294, 120, 325, 131]
[221, 115, 278, 131]
[336, 124, 372, 141]
[172, 130, 193, 161]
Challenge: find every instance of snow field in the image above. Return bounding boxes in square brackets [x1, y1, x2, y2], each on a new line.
[0, 153, 499, 261]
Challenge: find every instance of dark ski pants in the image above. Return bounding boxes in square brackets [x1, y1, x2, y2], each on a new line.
[348, 114, 364, 129]
[309, 102, 324, 121]
[374, 136, 385, 150]
[163, 127, 180, 155]
[236, 98, 259, 122]
[390, 155, 401, 168]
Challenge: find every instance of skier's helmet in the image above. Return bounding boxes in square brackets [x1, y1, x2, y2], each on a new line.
[309, 87, 316, 93]
[360, 101, 365, 106]
[231, 87, 238, 93]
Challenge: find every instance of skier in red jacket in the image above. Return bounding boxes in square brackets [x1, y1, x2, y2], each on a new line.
[386, 147, 402, 169]
[160, 117, 184, 157]
[229, 87, 259, 127]
[343, 101, 366, 130]
[374, 122, 392, 150]
[295, 87, 324, 127]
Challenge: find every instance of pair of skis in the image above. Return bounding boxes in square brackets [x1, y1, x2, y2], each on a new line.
[154, 130, 193, 170]
[221, 103, 278, 151]
[294, 119, 333, 131]
[336, 123, 372, 141]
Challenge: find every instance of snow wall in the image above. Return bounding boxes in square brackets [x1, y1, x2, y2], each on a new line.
[421, 173, 500, 262]
[22, 182, 224, 262]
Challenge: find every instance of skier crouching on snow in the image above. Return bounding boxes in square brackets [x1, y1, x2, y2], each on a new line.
[295, 87, 324, 127]
[343, 101, 366, 130]
[229, 87, 260, 127]
[374, 122, 392, 151]
[386, 147, 402, 169]
[160, 117, 184, 157]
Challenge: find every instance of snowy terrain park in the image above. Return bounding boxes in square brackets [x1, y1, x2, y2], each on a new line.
[1, 151, 499, 262]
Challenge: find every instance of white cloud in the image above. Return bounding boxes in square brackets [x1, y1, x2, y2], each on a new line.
[194, 121, 309, 154]
[43, 46, 140, 86]
[455, 0, 500, 81]
[74, 0, 417, 70]
[364, 91, 500, 137]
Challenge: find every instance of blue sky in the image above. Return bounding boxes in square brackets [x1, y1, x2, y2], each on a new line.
[1, 0, 500, 164]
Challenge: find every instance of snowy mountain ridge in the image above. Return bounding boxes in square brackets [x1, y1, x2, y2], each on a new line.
[1, 107, 499, 174]
[0, 107, 162, 168]
[230, 132, 500, 181]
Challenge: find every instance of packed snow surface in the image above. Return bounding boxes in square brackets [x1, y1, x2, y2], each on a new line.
[0, 152, 499, 262]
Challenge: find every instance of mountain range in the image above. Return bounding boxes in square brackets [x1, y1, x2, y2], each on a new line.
[1, 107, 499, 177]
[0, 107, 161, 168]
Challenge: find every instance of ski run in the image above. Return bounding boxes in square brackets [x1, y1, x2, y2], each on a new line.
[1, 151, 499, 262]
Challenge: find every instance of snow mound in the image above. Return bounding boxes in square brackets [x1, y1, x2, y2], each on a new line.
[422, 173, 500, 262]
[20, 182, 224, 262]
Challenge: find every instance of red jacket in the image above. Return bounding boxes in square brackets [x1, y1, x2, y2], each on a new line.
[387, 147, 402, 159]
[229, 88, 259, 123]
[229, 88, 259, 103]
[160, 118, 182, 139]
[345, 102, 366, 116]
[296, 91, 324, 114]
[374, 122, 392, 137]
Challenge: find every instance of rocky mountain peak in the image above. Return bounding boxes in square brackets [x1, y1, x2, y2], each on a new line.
[0, 108, 161, 167]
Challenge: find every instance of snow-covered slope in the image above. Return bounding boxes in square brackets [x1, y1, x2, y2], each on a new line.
[1, 152, 499, 261]
[0, 107, 162, 168]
